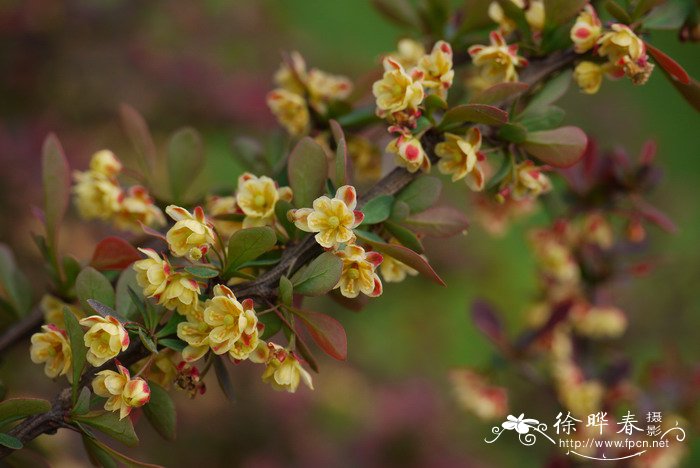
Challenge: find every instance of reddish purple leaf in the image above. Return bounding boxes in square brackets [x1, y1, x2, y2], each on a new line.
[634, 199, 677, 233]
[646, 42, 690, 85]
[91, 237, 142, 271]
[522, 126, 588, 168]
[290, 307, 347, 361]
[41, 134, 70, 252]
[471, 300, 504, 344]
[119, 104, 158, 176]
[402, 206, 469, 238]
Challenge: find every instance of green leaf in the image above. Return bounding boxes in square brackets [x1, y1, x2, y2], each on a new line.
[543, 0, 587, 25]
[183, 266, 219, 279]
[259, 313, 283, 340]
[275, 199, 299, 240]
[155, 312, 186, 339]
[90, 237, 142, 271]
[516, 106, 566, 131]
[423, 93, 448, 114]
[0, 433, 22, 450]
[402, 206, 470, 237]
[86, 299, 126, 323]
[521, 126, 588, 168]
[469, 82, 529, 105]
[223, 227, 277, 280]
[642, 0, 692, 29]
[159, 338, 186, 352]
[395, 176, 442, 214]
[353, 229, 385, 244]
[0, 244, 32, 316]
[143, 381, 176, 441]
[633, 0, 666, 19]
[384, 221, 423, 253]
[73, 410, 139, 446]
[76, 266, 116, 311]
[524, 70, 572, 112]
[138, 329, 158, 353]
[167, 127, 204, 203]
[63, 307, 87, 401]
[457, 0, 493, 34]
[355, 233, 446, 286]
[287, 137, 328, 208]
[389, 200, 410, 221]
[82, 435, 119, 468]
[288, 307, 347, 360]
[116, 269, 141, 320]
[0, 398, 51, 427]
[72, 388, 91, 416]
[278, 276, 293, 307]
[63, 255, 82, 289]
[41, 134, 70, 254]
[497, 123, 528, 143]
[82, 434, 162, 468]
[213, 357, 235, 401]
[291, 252, 343, 296]
[438, 104, 508, 130]
[605, 0, 632, 23]
[360, 195, 394, 225]
[371, 0, 422, 29]
[119, 104, 157, 178]
[329, 120, 348, 188]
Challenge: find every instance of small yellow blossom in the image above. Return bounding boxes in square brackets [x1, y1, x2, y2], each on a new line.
[132, 350, 177, 389]
[390, 38, 426, 69]
[289, 185, 364, 249]
[529, 229, 580, 284]
[113, 185, 166, 233]
[133, 248, 171, 299]
[261, 343, 314, 393]
[206, 195, 243, 239]
[572, 305, 627, 338]
[386, 134, 431, 173]
[468, 31, 528, 84]
[30, 324, 72, 379]
[436, 128, 486, 191]
[450, 369, 508, 421]
[573, 61, 605, 94]
[40, 295, 83, 329]
[347, 136, 382, 182]
[418, 40, 454, 98]
[203, 284, 259, 356]
[335, 244, 383, 298]
[164, 205, 215, 261]
[380, 254, 418, 283]
[89, 150, 123, 178]
[92, 362, 150, 419]
[236, 173, 293, 228]
[273, 50, 307, 95]
[512, 161, 552, 200]
[267, 89, 310, 136]
[177, 306, 211, 362]
[525, 0, 545, 31]
[372, 58, 424, 118]
[73, 171, 122, 220]
[598, 24, 645, 63]
[307, 68, 353, 113]
[570, 5, 602, 53]
[79, 315, 130, 367]
[160, 273, 201, 316]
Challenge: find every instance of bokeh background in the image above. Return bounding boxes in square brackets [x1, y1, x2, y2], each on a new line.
[1, 0, 699, 466]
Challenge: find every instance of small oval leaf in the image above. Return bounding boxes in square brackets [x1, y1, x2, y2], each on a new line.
[289, 307, 347, 361]
[288, 137, 329, 208]
[291, 252, 343, 296]
[91, 237, 142, 271]
[521, 126, 588, 168]
[439, 104, 508, 129]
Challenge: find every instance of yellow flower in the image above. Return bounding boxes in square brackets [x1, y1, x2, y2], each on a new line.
[206, 195, 242, 239]
[573, 61, 604, 94]
[160, 274, 201, 316]
[570, 5, 602, 53]
[390, 38, 426, 69]
[261, 343, 314, 393]
[450, 369, 508, 421]
[307, 68, 353, 113]
[386, 134, 431, 173]
[133, 248, 171, 299]
[177, 305, 211, 362]
[89, 150, 123, 178]
[335, 244, 383, 298]
[512, 161, 552, 200]
[113, 185, 165, 233]
[203, 284, 258, 356]
[164, 205, 215, 261]
[92, 362, 150, 420]
[468, 31, 528, 84]
[572, 305, 627, 338]
[418, 40, 454, 98]
[80, 315, 130, 367]
[372, 58, 424, 117]
[266, 88, 310, 136]
[525, 0, 545, 31]
[529, 229, 580, 284]
[436, 128, 486, 191]
[132, 350, 177, 389]
[347, 136, 382, 182]
[273, 50, 307, 95]
[289, 185, 364, 249]
[40, 295, 83, 329]
[380, 254, 417, 283]
[236, 173, 293, 228]
[30, 324, 72, 379]
[597, 24, 645, 63]
[73, 171, 122, 220]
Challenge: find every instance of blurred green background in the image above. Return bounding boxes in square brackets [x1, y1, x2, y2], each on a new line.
[1, 0, 699, 466]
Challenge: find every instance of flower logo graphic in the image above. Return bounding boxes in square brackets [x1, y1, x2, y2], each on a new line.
[501, 413, 540, 434]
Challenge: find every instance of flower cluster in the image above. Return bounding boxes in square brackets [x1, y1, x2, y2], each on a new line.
[267, 51, 353, 136]
[571, 6, 654, 94]
[92, 362, 150, 420]
[73, 150, 165, 233]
